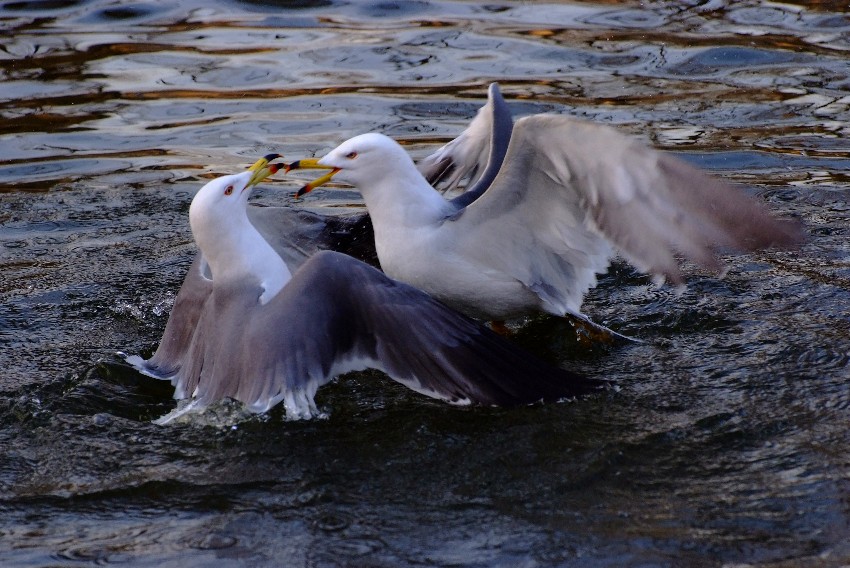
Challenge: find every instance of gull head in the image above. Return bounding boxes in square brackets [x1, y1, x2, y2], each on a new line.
[190, 171, 254, 227]
[189, 156, 283, 273]
[189, 154, 281, 236]
[293, 133, 415, 197]
[187, 156, 291, 301]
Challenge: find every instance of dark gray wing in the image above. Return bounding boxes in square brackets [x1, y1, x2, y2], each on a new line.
[446, 114, 804, 315]
[248, 206, 377, 269]
[303, 251, 605, 407]
[418, 83, 514, 210]
[157, 251, 606, 420]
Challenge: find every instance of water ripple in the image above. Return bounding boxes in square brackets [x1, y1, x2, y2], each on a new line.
[1, 0, 849, 565]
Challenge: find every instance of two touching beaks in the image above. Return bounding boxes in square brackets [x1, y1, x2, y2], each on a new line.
[244, 153, 337, 197]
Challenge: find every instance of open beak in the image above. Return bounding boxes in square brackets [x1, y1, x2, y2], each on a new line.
[287, 158, 339, 198]
[246, 153, 283, 187]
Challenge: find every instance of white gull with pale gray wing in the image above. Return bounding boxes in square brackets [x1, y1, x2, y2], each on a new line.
[293, 84, 804, 324]
[126, 158, 606, 422]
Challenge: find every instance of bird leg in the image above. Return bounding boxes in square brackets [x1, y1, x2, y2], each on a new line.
[562, 314, 638, 346]
[489, 320, 513, 337]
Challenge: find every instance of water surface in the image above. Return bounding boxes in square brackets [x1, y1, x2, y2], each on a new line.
[1, 1, 849, 566]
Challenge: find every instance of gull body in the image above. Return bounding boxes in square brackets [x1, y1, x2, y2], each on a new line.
[296, 89, 804, 323]
[335, 135, 547, 320]
[127, 162, 605, 422]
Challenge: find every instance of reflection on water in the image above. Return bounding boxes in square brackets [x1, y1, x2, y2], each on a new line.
[1, 0, 849, 565]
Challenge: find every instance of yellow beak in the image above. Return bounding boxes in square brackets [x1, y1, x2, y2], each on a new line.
[246, 153, 283, 187]
[287, 158, 339, 198]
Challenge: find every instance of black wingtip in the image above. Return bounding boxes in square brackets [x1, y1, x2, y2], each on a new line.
[488, 82, 505, 104]
[501, 363, 610, 406]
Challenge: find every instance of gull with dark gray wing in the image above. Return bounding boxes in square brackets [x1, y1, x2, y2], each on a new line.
[290, 85, 804, 329]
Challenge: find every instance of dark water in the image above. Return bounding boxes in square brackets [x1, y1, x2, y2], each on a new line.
[2, 0, 849, 565]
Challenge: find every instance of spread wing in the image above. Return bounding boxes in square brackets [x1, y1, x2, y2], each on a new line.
[448, 114, 804, 316]
[126, 254, 213, 379]
[127, 207, 377, 381]
[417, 83, 514, 208]
[149, 251, 606, 421]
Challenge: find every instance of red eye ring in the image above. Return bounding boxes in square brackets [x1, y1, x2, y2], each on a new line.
[345, 151, 358, 159]
[224, 185, 234, 195]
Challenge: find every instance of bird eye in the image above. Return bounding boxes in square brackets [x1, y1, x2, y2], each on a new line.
[224, 185, 234, 195]
[345, 151, 358, 159]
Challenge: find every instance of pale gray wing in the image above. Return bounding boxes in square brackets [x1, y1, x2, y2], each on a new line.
[170, 251, 606, 420]
[125, 255, 212, 379]
[450, 114, 804, 316]
[127, 207, 377, 383]
[418, 82, 513, 209]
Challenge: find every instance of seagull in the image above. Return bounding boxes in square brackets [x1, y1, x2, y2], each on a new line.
[289, 85, 804, 328]
[125, 156, 606, 422]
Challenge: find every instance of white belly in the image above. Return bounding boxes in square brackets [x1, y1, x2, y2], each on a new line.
[376, 227, 541, 321]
